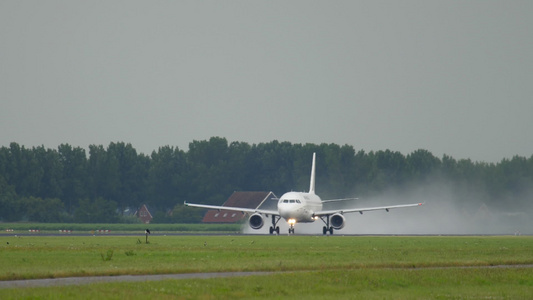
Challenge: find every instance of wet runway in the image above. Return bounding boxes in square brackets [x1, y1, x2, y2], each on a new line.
[0, 272, 274, 289]
[2, 265, 532, 289]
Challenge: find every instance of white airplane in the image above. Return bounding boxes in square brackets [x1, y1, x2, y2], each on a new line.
[185, 153, 423, 235]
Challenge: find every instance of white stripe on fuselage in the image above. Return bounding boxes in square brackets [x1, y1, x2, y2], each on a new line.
[277, 191, 322, 223]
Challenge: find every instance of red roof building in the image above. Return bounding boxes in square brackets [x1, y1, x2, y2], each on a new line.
[202, 191, 278, 223]
[135, 204, 153, 224]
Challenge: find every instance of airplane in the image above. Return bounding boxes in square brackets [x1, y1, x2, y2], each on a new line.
[184, 153, 423, 235]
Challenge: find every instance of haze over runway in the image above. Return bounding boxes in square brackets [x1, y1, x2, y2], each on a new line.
[1, 1, 532, 162]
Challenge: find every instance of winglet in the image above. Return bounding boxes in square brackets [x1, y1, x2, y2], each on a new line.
[309, 152, 316, 194]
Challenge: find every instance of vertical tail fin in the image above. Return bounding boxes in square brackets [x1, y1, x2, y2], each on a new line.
[309, 152, 316, 194]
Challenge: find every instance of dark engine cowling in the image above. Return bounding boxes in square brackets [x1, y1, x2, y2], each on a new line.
[330, 213, 346, 230]
[248, 213, 264, 230]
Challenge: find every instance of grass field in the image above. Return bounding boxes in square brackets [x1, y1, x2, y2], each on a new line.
[1, 235, 532, 299]
[0, 222, 242, 233]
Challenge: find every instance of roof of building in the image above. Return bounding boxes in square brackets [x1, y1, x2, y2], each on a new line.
[202, 191, 278, 223]
[135, 204, 153, 224]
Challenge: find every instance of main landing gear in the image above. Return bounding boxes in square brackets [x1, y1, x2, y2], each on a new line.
[318, 215, 334, 235]
[269, 215, 281, 235]
[269, 226, 280, 234]
[322, 226, 333, 235]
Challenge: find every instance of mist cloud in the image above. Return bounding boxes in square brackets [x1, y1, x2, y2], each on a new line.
[243, 180, 531, 235]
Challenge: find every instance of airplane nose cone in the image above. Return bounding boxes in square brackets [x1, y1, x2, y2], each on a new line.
[277, 205, 291, 219]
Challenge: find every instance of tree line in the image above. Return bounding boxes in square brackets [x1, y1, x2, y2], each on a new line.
[1, 137, 532, 223]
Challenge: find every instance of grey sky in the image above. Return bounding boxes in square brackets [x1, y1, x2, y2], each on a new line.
[1, 1, 532, 162]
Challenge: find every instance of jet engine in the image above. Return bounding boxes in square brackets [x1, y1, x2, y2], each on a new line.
[248, 213, 264, 230]
[330, 213, 346, 230]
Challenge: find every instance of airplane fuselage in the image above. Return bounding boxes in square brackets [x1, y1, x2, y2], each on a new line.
[277, 191, 322, 223]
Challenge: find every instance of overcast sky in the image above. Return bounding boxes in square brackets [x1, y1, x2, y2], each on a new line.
[1, 1, 532, 162]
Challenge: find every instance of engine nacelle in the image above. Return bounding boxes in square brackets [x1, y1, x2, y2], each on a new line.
[248, 213, 264, 230]
[330, 213, 346, 230]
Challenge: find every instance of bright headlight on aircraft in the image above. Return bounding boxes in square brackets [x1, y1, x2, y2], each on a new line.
[288, 219, 296, 225]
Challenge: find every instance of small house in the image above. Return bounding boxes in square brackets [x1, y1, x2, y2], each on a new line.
[135, 204, 153, 224]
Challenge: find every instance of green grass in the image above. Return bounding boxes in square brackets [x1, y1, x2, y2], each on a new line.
[0, 222, 242, 233]
[1, 235, 532, 299]
[5, 268, 533, 299]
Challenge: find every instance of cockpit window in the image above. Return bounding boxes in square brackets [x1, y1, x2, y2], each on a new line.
[282, 199, 301, 204]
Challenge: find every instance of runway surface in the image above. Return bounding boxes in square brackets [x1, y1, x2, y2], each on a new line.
[2, 265, 533, 289]
[0, 272, 273, 289]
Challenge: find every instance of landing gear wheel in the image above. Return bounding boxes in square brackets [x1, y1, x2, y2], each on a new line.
[270, 215, 281, 235]
[289, 228, 294, 234]
[329, 227, 334, 235]
[323, 226, 328, 235]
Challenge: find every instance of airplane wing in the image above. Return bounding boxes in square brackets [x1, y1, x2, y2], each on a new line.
[321, 197, 359, 203]
[313, 202, 423, 216]
[183, 201, 279, 216]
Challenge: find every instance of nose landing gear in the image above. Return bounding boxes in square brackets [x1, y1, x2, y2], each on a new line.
[287, 219, 297, 235]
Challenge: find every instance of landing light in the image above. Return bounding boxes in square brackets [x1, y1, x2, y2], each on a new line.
[288, 219, 296, 225]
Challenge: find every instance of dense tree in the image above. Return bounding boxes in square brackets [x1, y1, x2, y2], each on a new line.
[7, 143, 44, 197]
[106, 142, 147, 212]
[186, 137, 231, 204]
[369, 150, 409, 191]
[252, 141, 297, 194]
[407, 149, 441, 181]
[87, 144, 113, 199]
[148, 146, 187, 209]
[0, 140, 531, 223]
[74, 197, 119, 223]
[0, 175, 22, 221]
[58, 144, 88, 213]
[23, 196, 65, 223]
[33, 146, 63, 199]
